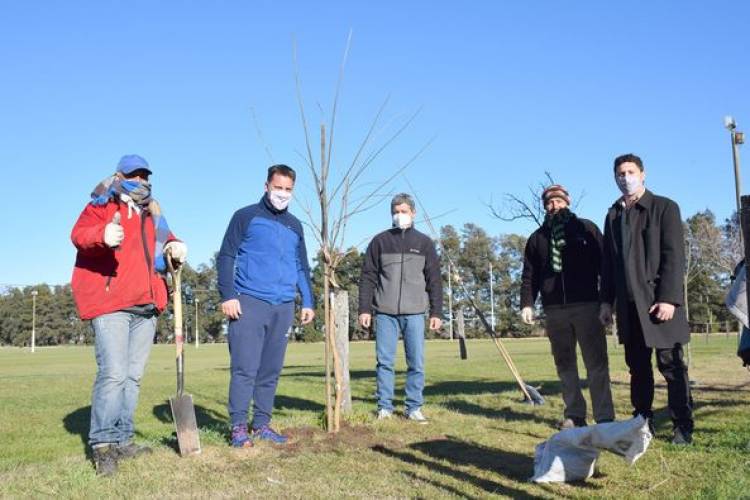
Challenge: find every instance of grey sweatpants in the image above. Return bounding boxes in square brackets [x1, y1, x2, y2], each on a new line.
[544, 302, 615, 423]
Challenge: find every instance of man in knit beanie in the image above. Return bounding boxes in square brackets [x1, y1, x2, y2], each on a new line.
[520, 184, 615, 429]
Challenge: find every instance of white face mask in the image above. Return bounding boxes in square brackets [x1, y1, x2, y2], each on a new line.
[392, 212, 413, 229]
[616, 174, 643, 196]
[269, 189, 292, 210]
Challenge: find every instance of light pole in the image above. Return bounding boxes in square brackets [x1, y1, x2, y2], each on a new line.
[30, 290, 38, 353]
[725, 116, 745, 215]
[489, 261, 496, 331]
[194, 298, 200, 349]
[447, 263, 453, 341]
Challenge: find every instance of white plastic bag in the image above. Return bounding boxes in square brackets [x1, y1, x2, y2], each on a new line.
[531, 416, 652, 483]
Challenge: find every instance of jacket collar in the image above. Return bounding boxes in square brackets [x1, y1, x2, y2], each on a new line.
[389, 225, 414, 235]
[611, 189, 653, 211]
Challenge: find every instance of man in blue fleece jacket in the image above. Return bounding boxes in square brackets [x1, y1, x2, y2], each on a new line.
[217, 164, 315, 447]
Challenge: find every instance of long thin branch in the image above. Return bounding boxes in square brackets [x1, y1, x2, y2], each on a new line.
[297, 197, 324, 248]
[327, 95, 391, 203]
[325, 29, 353, 187]
[330, 177, 351, 254]
[292, 36, 321, 195]
[348, 107, 423, 191]
[250, 107, 275, 164]
[343, 135, 434, 220]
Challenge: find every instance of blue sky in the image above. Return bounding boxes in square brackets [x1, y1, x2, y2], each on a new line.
[1, 1, 748, 286]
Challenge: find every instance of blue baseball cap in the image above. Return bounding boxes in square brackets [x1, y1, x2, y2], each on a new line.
[116, 154, 152, 175]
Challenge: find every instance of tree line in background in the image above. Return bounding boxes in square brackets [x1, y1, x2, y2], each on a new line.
[0, 210, 741, 347]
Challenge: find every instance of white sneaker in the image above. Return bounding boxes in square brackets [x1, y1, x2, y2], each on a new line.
[376, 408, 393, 420]
[406, 408, 429, 424]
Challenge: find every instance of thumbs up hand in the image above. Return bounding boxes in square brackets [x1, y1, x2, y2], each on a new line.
[104, 212, 124, 248]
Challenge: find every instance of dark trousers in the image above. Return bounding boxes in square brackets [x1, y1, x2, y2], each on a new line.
[623, 303, 693, 432]
[545, 302, 615, 423]
[227, 295, 294, 428]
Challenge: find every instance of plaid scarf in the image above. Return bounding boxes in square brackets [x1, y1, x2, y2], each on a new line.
[544, 208, 573, 273]
[90, 175, 172, 274]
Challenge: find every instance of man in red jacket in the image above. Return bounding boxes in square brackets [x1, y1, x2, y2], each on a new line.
[71, 154, 186, 476]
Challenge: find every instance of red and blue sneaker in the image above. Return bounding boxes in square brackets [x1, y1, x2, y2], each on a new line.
[231, 423, 253, 448]
[251, 424, 288, 444]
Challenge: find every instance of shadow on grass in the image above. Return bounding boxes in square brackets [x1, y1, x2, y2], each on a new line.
[275, 395, 325, 412]
[444, 400, 559, 428]
[372, 437, 545, 498]
[413, 436, 601, 494]
[281, 369, 376, 380]
[63, 406, 91, 458]
[151, 394, 324, 452]
[153, 402, 228, 451]
[400, 470, 485, 500]
[424, 379, 552, 399]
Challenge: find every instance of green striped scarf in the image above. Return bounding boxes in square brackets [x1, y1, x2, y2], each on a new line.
[545, 209, 572, 273]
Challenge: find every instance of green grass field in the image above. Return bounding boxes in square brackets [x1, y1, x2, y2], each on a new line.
[1, 335, 749, 498]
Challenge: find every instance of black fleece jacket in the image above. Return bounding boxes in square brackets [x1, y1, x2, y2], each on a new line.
[521, 216, 603, 309]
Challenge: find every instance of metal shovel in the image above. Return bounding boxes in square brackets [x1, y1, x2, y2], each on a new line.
[167, 251, 201, 456]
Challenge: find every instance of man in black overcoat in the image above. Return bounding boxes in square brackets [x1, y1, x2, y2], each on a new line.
[599, 153, 694, 445]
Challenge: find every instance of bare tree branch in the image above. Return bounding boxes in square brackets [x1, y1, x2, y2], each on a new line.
[343, 135, 434, 220]
[250, 107, 275, 164]
[327, 95, 390, 203]
[348, 107, 423, 191]
[324, 29, 352, 186]
[292, 36, 321, 196]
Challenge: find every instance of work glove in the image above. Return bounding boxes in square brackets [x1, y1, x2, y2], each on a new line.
[104, 212, 124, 248]
[164, 241, 188, 263]
[521, 306, 534, 325]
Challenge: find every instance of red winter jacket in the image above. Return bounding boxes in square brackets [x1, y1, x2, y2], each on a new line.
[71, 201, 176, 320]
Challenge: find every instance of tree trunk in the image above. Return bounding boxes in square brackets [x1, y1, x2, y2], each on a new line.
[323, 267, 333, 431]
[334, 290, 352, 413]
[327, 284, 343, 431]
[457, 308, 465, 340]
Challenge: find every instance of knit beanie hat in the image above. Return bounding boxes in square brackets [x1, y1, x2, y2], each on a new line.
[541, 184, 571, 206]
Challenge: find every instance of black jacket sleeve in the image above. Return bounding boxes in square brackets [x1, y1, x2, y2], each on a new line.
[423, 237, 443, 318]
[599, 212, 616, 306]
[655, 200, 685, 306]
[358, 237, 380, 315]
[587, 220, 604, 284]
[520, 234, 539, 309]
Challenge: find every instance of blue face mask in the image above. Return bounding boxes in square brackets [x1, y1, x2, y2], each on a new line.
[119, 178, 152, 206]
[616, 174, 643, 196]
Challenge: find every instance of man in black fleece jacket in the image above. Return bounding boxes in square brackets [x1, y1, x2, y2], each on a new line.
[358, 193, 443, 423]
[520, 185, 614, 428]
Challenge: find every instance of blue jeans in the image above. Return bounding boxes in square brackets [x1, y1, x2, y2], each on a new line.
[227, 295, 294, 428]
[89, 311, 156, 447]
[375, 313, 425, 413]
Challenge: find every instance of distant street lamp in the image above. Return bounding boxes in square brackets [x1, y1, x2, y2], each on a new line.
[447, 263, 453, 341]
[489, 261, 496, 331]
[30, 290, 38, 353]
[725, 115, 745, 214]
[194, 298, 200, 349]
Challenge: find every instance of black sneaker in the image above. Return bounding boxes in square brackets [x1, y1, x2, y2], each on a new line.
[92, 445, 118, 477]
[671, 427, 693, 445]
[116, 442, 153, 460]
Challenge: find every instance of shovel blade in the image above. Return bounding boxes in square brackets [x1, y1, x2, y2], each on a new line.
[169, 394, 201, 457]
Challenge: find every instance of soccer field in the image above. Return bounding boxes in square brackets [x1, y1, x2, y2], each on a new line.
[1, 336, 748, 498]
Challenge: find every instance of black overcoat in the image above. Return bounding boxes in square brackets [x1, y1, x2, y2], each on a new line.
[600, 190, 690, 348]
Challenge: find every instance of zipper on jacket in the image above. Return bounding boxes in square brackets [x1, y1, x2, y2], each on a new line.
[141, 214, 155, 300]
[396, 229, 406, 314]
